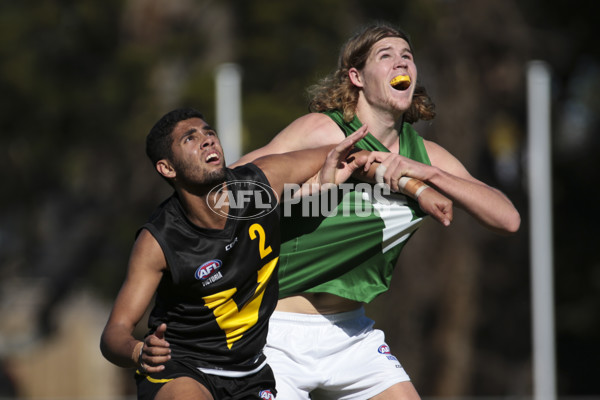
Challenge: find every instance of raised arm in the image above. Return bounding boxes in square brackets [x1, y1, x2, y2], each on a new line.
[356, 156, 454, 227]
[100, 229, 171, 373]
[230, 113, 346, 168]
[367, 140, 520, 234]
[235, 113, 454, 225]
[424, 140, 519, 233]
[252, 125, 369, 197]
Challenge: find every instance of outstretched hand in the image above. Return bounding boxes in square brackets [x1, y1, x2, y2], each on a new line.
[317, 125, 369, 186]
[139, 323, 171, 374]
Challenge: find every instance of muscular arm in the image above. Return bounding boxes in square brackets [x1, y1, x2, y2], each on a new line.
[424, 140, 520, 233]
[100, 229, 171, 372]
[357, 159, 454, 226]
[234, 113, 453, 224]
[252, 125, 369, 197]
[372, 140, 520, 234]
[230, 113, 346, 167]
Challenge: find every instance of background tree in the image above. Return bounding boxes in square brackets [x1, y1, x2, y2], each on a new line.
[0, 0, 597, 397]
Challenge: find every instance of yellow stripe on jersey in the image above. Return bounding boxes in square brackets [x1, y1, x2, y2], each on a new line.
[203, 257, 279, 349]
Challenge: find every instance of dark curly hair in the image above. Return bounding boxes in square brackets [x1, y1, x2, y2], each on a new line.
[146, 107, 205, 166]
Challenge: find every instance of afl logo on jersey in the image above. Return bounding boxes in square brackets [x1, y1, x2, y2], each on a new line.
[378, 344, 391, 354]
[195, 260, 222, 280]
[258, 390, 275, 399]
[207, 180, 278, 220]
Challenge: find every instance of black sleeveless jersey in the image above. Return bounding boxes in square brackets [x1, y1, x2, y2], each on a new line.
[140, 163, 281, 374]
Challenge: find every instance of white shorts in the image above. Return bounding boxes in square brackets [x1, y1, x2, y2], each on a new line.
[265, 308, 411, 400]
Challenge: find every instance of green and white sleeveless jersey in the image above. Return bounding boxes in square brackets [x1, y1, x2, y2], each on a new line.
[278, 110, 431, 303]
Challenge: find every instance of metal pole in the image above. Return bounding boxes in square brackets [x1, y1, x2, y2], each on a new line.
[527, 60, 556, 400]
[215, 63, 242, 165]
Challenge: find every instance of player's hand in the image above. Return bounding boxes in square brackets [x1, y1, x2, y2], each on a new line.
[364, 152, 431, 192]
[360, 153, 453, 226]
[139, 323, 171, 374]
[417, 187, 453, 226]
[318, 125, 369, 186]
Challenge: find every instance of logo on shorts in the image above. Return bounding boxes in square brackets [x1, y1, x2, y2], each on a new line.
[195, 260, 223, 286]
[258, 390, 275, 399]
[378, 344, 391, 354]
[378, 344, 399, 363]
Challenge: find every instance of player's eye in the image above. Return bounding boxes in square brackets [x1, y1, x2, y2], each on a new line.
[183, 134, 196, 144]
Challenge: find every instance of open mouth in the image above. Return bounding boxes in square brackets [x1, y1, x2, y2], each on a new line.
[206, 152, 220, 163]
[390, 75, 411, 91]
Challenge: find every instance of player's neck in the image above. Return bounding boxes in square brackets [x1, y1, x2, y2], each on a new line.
[178, 187, 229, 230]
[356, 107, 401, 151]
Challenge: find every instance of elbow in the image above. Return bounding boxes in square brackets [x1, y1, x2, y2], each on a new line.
[99, 326, 120, 365]
[99, 331, 110, 361]
[487, 208, 521, 235]
[503, 209, 521, 235]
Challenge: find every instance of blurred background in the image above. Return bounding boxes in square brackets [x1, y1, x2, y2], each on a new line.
[0, 0, 598, 399]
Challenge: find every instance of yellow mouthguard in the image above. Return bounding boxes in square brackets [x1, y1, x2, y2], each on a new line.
[390, 75, 411, 89]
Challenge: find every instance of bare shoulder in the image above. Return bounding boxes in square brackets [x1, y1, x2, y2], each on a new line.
[133, 228, 161, 251]
[130, 228, 167, 274]
[423, 139, 446, 162]
[231, 113, 345, 166]
[423, 139, 471, 178]
[276, 112, 345, 149]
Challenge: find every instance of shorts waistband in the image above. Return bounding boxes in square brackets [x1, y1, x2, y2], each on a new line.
[270, 307, 365, 325]
[198, 358, 268, 378]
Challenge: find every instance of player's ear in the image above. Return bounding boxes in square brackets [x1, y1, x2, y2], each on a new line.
[348, 67, 364, 88]
[156, 159, 176, 179]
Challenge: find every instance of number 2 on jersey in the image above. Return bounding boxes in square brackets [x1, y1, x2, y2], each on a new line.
[249, 223, 272, 259]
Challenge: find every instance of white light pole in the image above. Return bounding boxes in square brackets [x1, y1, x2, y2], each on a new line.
[527, 60, 556, 400]
[215, 63, 242, 165]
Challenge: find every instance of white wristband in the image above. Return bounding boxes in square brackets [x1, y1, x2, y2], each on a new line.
[398, 176, 411, 189]
[415, 184, 429, 198]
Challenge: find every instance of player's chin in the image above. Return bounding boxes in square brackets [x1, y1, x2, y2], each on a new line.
[206, 167, 227, 184]
[387, 97, 412, 112]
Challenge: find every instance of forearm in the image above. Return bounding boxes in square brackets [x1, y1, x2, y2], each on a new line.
[426, 167, 520, 233]
[286, 146, 335, 185]
[356, 160, 429, 200]
[254, 145, 334, 195]
[100, 323, 143, 369]
[258, 125, 369, 195]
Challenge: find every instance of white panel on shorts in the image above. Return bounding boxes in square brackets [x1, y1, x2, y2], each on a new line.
[265, 308, 411, 400]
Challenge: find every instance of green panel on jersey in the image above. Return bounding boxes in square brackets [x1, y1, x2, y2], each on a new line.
[279, 189, 385, 299]
[278, 110, 431, 303]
